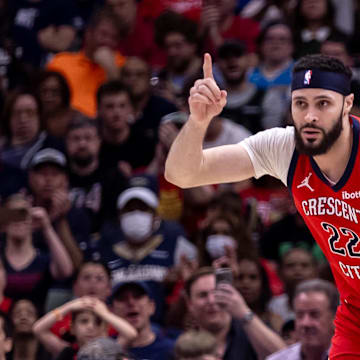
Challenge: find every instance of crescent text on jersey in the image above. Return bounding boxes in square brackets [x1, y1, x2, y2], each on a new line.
[301, 197, 360, 224]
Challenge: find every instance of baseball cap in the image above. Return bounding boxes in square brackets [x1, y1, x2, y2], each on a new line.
[28, 148, 67, 170]
[117, 174, 158, 210]
[218, 40, 247, 59]
[111, 281, 153, 301]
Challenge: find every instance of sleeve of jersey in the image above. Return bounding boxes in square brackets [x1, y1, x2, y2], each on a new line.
[241, 126, 295, 186]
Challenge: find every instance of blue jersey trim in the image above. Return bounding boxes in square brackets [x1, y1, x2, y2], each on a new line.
[287, 149, 299, 194]
[309, 116, 359, 192]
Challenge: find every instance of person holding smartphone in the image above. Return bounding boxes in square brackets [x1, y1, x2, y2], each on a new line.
[185, 267, 286, 360]
[1, 193, 73, 311]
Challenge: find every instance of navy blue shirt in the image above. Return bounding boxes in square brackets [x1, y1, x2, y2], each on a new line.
[130, 334, 175, 360]
[99, 220, 190, 322]
[10, 0, 78, 66]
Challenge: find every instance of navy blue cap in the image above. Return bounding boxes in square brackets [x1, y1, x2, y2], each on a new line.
[111, 281, 153, 301]
[117, 174, 159, 209]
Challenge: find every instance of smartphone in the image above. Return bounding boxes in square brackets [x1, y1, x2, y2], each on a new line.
[0, 207, 28, 225]
[215, 267, 233, 286]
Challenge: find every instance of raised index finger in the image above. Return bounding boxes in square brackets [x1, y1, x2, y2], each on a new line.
[203, 53, 214, 79]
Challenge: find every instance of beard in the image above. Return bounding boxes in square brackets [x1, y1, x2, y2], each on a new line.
[72, 153, 95, 168]
[169, 56, 191, 73]
[225, 71, 246, 86]
[294, 111, 343, 156]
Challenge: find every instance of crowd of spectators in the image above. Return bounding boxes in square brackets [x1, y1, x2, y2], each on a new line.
[0, 0, 358, 358]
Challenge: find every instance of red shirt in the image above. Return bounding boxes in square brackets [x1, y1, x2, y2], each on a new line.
[289, 116, 360, 308]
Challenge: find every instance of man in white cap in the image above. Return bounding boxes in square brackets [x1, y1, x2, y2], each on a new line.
[99, 174, 196, 323]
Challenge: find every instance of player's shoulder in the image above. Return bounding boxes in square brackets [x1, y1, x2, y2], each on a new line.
[243, 125, 294, 147]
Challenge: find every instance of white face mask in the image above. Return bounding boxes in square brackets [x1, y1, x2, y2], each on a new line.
[120, 210, 153, 243]
[205, 234, 236, 259]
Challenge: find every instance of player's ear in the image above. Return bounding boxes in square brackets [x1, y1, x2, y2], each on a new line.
[345, 93, 354, 114]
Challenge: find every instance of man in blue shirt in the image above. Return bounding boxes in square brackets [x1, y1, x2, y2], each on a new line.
[111, 281, 175, 360]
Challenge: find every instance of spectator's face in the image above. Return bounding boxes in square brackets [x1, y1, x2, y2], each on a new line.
[11, 300, 37, 334]
[106, 0, 137, 30]
[121, 58, 151, 100]
[217, 55, 248, 85]
[10, 95, 40, 144]
[301, 0, 327, 21]
[294, 291, 334, 350]
[29, 165, 68, 201]
[66, 126, 101, 168]
[38, 76, 63, 113]
[0, 318, 11, 356]
[164, 32, 197, 72]
[187, 274, 229, 332]
[5, 198, 32, 239]
[72, 311, 106, 347]
[87, 20, 118, 53]
[214, 0, 236, 16]
[261, 24, 293, 63]
[73, 264, 111, 301]
[98, 92, 134, 131]
[321, 41, 351, 67]
[112, 287, 155, 331]
[281, 249, 317, 288]
[235, 260, 262, 305]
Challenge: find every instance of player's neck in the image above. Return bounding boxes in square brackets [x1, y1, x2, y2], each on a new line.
[313, 120, 353, 184]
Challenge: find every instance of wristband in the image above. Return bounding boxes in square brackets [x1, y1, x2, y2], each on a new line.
[53, 309, 63, 322]
[239, 311, 254, 326]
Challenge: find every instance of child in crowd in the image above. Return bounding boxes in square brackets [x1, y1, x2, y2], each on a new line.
[33, 296, 137, 359]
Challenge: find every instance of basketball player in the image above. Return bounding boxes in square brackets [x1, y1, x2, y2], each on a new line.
[165, 53, 360, 359]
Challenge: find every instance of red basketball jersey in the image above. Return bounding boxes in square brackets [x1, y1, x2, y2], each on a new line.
[288, 116, 360, 308]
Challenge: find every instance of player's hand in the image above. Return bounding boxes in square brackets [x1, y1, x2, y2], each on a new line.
[189, 53, 227, 125]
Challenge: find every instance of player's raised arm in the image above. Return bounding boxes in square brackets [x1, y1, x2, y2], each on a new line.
[165, 54, 256, 188]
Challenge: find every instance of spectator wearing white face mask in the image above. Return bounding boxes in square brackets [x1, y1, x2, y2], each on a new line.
[197, 213, 257, 268]
[99, 174, 197, 324]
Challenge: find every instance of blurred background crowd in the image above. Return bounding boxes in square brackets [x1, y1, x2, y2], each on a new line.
[0, 0, 357, 359]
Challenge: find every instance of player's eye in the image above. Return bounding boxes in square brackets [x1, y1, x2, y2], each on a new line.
[295, 100, 306, 108]
[318, 100, 329, 107]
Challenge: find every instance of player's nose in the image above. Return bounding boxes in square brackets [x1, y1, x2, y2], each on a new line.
[304, 107, 319, 123]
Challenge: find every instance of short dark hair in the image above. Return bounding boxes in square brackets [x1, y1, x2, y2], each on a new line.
[322, 33, 353, 55]
[66, 113, 100, 136]
[0, 311, 12, 339]
[293, 54, 352, 79]
[96, 80, 134, 107]
[73, 260, 111, 284]
[184, 267, 214, 297]
[155, 10, 199, 48]
[87, 7, 120, 34]
[36, 70, 71, 108]
[257, 20, 293, 47]
[72, 309, 103, 326]
[294, 278, 339, 315]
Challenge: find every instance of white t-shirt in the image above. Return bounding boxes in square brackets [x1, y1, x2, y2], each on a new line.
[241, 126, 295, 185]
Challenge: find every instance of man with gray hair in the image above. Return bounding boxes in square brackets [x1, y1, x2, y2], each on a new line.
[266, 279, 339, 360]
[78, 337, 129, 360]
